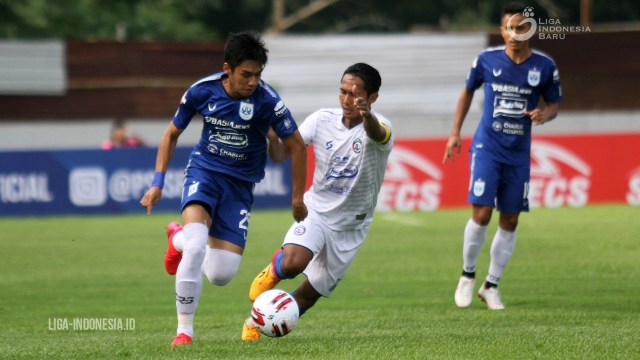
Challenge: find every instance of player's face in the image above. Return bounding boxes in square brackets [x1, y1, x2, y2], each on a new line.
[224, 60, 264, 98]
[500, 14, 530, 51]
[339, 74, 368, 122]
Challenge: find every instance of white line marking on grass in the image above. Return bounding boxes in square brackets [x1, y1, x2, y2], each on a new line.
[378, 212, 426, 227]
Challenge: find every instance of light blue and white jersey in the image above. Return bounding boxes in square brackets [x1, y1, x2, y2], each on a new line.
[466, 46, 562, 165]
[173, 72, 298, 183]
[299, 108, 393, 230]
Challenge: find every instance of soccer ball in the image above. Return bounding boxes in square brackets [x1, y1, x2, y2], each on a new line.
[250, 289, 299, 337]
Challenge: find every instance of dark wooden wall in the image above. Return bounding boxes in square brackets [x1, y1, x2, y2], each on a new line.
[0, 41, 224, 120]
[488, 31, 640, 109]
[0, 32, 638, 121]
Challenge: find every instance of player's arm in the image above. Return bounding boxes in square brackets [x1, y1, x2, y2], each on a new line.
[267, 127, 291, 163]
[140, 121, 183, 214]
[281, 130, 308, 222]
[443, 87, 475, 164]
[527, 102, 559, 126]
[352, 85, 390, 144]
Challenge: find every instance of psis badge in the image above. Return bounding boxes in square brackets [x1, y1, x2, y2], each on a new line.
[239, 102, 254, 120]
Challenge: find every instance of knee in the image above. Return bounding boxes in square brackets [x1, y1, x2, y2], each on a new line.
[204, 267, 237, 286]
[472, 206, 493, 226]
[202, 249, 241, 286]
[280, 251, 311, 279]
[499, 214, 519, 231]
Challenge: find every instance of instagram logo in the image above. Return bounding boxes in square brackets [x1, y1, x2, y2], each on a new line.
[69, 168, 107, 206]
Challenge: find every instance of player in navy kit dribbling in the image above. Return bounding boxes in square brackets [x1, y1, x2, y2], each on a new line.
[443, 2, 562, 310]
[140, 31, 307, 346]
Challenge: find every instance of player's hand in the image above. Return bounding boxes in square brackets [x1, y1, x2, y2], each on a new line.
[352, 84, 371, 118]
[140, 187, 162, 215]
[527, 108, 546, 125]
[443, 135, 462, 164]
[292, 200, 308, 222]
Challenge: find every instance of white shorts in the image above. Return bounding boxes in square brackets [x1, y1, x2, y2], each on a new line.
[283, 210, 369, 297]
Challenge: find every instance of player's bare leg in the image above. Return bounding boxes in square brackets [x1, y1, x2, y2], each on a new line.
[291, 278, 321, 316]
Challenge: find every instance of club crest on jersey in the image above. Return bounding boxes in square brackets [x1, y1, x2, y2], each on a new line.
[294, 224, 306, 236]
[528, 68, 541, 86]
[473, 178, 485, 197]
[352, 138, 363, 154]
[239, 102, 254, 120]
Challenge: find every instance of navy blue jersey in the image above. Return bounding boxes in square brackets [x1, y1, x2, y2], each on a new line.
[466, 46, 562, 165]
[173, 72, 298, 183]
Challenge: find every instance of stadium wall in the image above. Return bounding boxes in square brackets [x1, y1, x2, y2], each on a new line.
[0, 33, 638, 214]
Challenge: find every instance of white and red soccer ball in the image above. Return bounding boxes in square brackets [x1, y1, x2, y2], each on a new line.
[251, 289, 299, 337]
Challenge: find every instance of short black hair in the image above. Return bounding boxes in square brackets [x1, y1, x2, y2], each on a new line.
[224, 31, 268, 70]
[503, 2, 528, 17]
[343, 63, 381, 95]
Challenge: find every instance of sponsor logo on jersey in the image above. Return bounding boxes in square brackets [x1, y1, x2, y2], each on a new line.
[283, 117, 292, 129]
[274, 101, 287, 117]
[529, 140, 591, 207]
[492, 68, 502, 77]
[493, 96, 527, 118]
[208, 103, 217, 112]
[204, 116, 250, 130]
[528, 68, 541, 86]
[239, 102, 254, 120]
[210, 131, 248, 148]
[490, 83, 532, 95]
[326, 166, 359, 180]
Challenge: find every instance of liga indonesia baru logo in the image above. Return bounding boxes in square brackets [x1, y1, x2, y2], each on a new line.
[507, 6, 591, 41]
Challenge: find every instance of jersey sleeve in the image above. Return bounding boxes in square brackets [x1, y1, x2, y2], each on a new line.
[373, 112, 394, 151]
[541, 62, 562, 104]
[263, 84, 299, 139]
[172, 85, 200, 130]
[298, 110, 319, 146]
[465, 53, 484, 90]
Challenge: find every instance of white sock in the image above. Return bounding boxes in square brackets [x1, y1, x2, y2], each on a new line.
[462, 218, 488, 274]
[202, 248, 242, 286]
[172, 230, 185, 252]
[177, 312, 195, 337]
[487, 227, 516, 285]
[175, 222, 208, 335]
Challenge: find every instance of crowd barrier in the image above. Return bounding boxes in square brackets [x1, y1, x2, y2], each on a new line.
[372, 132, 640, 211]
[1, 132, 638, 216]
[0, 147, 292, 216]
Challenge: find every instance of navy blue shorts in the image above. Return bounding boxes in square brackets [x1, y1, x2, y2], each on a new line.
[467, 149, 530, 213]
[181, 167, 254, 248]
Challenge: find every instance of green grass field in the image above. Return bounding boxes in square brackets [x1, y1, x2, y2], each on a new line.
[1, 205, 638, 359]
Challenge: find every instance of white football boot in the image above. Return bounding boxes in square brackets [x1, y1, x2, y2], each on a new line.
[454, 276, 476, 308]
[477, 282, 505, 310]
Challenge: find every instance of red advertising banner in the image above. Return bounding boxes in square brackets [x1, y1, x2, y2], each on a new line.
[308, 132, 640, 211]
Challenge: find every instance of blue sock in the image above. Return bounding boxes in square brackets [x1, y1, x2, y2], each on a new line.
[273, 250, 286, 279]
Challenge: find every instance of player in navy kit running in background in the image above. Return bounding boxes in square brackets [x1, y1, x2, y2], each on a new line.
[140, 31, 307, 346]
[443, 2, 562, 310]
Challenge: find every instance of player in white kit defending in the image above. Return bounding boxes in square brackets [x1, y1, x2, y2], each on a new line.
[241, 63, 393, 340]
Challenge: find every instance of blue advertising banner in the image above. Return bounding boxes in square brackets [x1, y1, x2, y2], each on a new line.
[0, 147, 292, 216]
